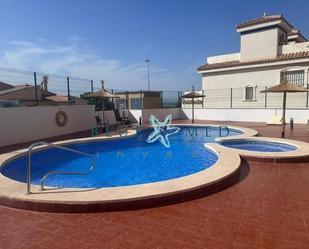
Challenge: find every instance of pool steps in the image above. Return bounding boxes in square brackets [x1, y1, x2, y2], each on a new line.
[27, 141, 96, 195]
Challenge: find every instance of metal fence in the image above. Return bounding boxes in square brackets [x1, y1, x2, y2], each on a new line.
[198, 86, 309, 109]
[1, 66, 309, 109]
[0, 67, 94, 106]
[0, 67, 182, 109]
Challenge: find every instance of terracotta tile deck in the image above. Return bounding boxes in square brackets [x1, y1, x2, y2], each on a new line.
[1, 120, 309, 249]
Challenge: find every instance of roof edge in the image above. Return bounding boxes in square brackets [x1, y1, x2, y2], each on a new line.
[236, 14, 294, 30]
[197, 51, 309, 72]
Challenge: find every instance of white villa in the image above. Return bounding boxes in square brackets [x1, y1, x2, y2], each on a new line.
[197, 14, 309, 109]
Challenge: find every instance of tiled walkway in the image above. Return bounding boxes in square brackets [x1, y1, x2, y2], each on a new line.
[1, 121, 309, 249]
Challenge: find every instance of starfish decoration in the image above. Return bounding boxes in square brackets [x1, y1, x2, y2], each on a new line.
[146, 115, 180, 148]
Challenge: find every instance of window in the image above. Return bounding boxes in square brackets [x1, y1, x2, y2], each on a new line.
[244, 86, 255, 101]
[281, 70, 304, 85]
[130, 98, 142, 109]
[279, 33, 287, 45]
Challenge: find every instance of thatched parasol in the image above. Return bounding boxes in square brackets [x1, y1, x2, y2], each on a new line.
[181, 86, 205, 123]
[261, 81, 309, 137]
[85, 88, 118, 98]
[85, 81, 119, 129]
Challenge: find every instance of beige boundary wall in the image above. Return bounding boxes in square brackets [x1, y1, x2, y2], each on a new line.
[0, 105, 96, 147]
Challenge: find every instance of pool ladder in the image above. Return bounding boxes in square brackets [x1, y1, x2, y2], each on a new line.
[26, 141, 96, 195]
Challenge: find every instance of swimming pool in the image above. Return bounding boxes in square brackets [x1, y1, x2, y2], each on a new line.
[219, 140, 297, 152]
[1, 126, 242, 188]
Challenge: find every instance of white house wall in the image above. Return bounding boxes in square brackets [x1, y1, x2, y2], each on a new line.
[202, 64, 309, 108]
[280, 42, 309, 54]
[240, 28, 279, 61]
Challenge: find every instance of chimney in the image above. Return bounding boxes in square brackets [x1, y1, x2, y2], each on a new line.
[41, 75, 48, 94]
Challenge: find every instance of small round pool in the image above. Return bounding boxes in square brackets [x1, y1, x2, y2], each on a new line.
[1, 126, 242, 188]
[219, 140, 297, 152]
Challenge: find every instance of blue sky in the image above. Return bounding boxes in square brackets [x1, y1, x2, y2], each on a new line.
[0, 0, 308, 90]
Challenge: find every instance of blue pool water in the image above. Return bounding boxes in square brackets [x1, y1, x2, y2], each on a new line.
[0, 126, 242, 188]
[219, 140, 297, 152]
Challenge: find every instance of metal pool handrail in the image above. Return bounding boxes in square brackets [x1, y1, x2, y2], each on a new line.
[26, 141, 96, 195]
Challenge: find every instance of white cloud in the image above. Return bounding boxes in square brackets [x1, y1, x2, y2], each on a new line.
[5, 41, 37, 47]
[0, 39, 198, 91]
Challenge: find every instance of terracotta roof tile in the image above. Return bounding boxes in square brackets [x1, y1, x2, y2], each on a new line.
[0, 82, 13, 91]
[44, 95, 68, 102]
[197, 51, 309, 71]
[0, 84, 32, 95]
[236, 15, 283, 29]
[287, 30, 307, 41]
[288, 30, 299, 36]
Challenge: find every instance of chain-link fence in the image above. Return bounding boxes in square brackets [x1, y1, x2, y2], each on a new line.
[1, 67, 308, 109]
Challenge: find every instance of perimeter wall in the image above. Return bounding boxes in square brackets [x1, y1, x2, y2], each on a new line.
[0, 105, 96, 147]
[136, 108, 309, 124]
[181, 108, 309, 124]
[1, 106, 308, 148]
